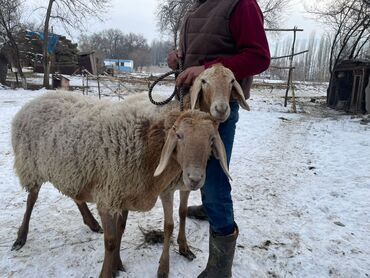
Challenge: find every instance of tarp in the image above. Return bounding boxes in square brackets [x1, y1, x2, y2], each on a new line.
[26, 31, 60, 54]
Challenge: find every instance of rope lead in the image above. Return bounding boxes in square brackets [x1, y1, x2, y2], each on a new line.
[148, 60, 185, 111]
[148, 70, 180, 106]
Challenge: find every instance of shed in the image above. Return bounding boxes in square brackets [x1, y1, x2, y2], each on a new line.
[78, 51, 98, 75]
[52, 74, 70, 90]
[104, 59, 134, 73]
[327, 60, 370, 114]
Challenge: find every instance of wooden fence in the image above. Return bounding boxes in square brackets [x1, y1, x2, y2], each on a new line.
[266, 27, 309, 112]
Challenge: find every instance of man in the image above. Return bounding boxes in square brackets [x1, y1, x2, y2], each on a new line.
[167, 0, 270, 276]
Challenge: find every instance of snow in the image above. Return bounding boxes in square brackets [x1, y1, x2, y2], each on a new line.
[0, 84, 369, 278]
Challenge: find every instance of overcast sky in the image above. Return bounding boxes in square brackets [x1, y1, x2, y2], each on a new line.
[79, 0, 161, 42]
[26, 0, 325, 43]
[76, 0, 324, 43]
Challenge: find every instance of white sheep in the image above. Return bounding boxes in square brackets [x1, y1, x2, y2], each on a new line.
[11, 91, 231, 277]
[124, 64, 250, 278]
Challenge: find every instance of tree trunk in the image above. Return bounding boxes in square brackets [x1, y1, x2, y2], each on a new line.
[0, 54, 7, 85]
[173, 30, 178, 49]
[12, 42, 27, 88]
[0, 13, 27, 88]
[43, 0, 55, 88]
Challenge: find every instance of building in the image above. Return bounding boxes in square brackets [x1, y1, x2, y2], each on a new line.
[327, 59, 370, 114]
[104, 59, 134, 73]
[52, 74, 70, 90]
[78, 51, 98, 75]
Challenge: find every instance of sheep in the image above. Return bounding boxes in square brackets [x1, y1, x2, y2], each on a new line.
[187, 64, 250, 121]
[125, 64, 250, 278]
[11, 91, 232, 277]
[136, 63, 250, 122]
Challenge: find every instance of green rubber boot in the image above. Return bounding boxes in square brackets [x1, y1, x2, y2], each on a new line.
[198, 226, 238, 278]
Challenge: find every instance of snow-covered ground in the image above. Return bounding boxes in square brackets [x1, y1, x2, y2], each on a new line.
[0, 83, 369, 278]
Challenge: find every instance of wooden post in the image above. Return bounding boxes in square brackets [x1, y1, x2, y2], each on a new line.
[86, 73, 89, 95]
[291, 78, 297, 113]
[82, 73, 85, 95]
[271, 50, 308, 60]
[15, 72, 19, 87]
[118, 79, 121, 100]
[284, 27, 298, 108]
[97, 75, 101, 99]
[266, 27, 307, 109]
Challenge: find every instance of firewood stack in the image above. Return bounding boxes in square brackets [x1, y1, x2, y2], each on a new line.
[14, 30, 80, 74]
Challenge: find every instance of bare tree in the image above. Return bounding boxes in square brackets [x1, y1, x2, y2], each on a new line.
[308, 0, 370, 74]
[78, 29, 151, 69]
[39, 0, 110, 88]
[257, 0, 292, 28]
[157, 0, 292, 47]
[268, 33, 333, 82]
[150, 40, 173, 65]
[156, 0, 194, 48]
[0, 0, 27, 88]
[79, 29, 127, 61]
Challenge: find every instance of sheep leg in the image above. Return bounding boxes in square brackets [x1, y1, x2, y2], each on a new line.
[74, 200, 103, 233]
[99, 209, 120, 278]
[157, 191, 174, 278]
[112, 210, 128, 273]
[12, 186, 40, 251]
[177, 190, 196, 260]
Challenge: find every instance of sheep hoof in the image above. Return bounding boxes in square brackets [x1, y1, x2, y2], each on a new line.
[157, 272, 169, 278]
[99, 271, 116, 278]
[11, 239, 26, 251]
[91, 225, 104, 234]
[114, 263, 126, 273]
[113, 258, 126, 273]
[180, 248, 196, 261]
[88, 223, 103, 234]
[111, 270, 119, 277]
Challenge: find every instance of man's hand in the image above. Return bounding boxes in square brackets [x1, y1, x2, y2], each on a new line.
[167, 49, 182, 70]
[176, 65, 205, 88]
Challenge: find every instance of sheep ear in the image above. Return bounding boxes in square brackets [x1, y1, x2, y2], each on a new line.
[212, 133, 232, 181]
[154, 130, 177, 177]
[190, 77, 202, 110]
[232, 81, 250, 111]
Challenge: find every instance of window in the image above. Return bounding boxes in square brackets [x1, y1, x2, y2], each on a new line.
[124, 61, 133, 67]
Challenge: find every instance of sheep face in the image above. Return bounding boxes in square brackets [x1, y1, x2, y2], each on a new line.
[190, 64, 250, 122]
[154, 110, 231, 191]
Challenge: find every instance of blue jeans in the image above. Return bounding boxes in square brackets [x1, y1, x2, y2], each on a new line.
[201, 102, 239, 236]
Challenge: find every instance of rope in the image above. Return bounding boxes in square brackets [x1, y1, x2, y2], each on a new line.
[148, 59, 186, 111]
[148, 70, 180, 106]
[178, 60, 185, 111]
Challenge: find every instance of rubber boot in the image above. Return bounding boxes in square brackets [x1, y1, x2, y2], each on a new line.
[198, 226, 238, 278]
[187, 205, 208, 221]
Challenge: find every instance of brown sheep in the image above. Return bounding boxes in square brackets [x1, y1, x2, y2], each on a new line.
[156, 64, 250, 278]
